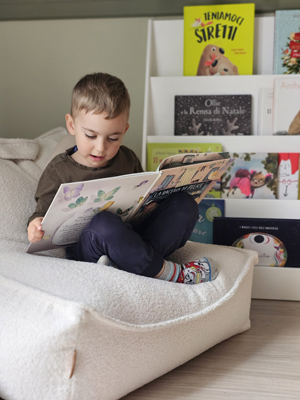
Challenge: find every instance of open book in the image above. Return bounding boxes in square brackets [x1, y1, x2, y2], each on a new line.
[27, 152, 234, 253]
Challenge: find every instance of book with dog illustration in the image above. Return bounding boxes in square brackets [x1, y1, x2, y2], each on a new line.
[273, 77, 300, 136]
[174, 95, 252, 136]
[27, 152, 235, 253]
[221, 152, 278, 199]
[183, 3, 255, 76]
[147, 142, 222, 171]
[273, 10, 300, 75]
[213, 217, 300, 268]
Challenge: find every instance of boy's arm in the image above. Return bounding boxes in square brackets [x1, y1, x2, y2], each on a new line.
[27, 163, 62, 241]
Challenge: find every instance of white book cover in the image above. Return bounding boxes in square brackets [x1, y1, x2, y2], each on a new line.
[253, 16, 274, 75]
[273, 77, 300, 135]
[258, 87, 273, 135]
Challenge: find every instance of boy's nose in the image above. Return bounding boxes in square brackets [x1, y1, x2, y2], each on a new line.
[95, 139, 105, 153]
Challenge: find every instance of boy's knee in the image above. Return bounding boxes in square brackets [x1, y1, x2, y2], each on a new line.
[167, 192, 199, 224]
[86, 211, 122, 237]
[173, 192, 198, 213]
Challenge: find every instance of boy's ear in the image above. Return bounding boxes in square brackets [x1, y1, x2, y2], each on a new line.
[65, 114, 76, 136]
[124, 123, 130, 134]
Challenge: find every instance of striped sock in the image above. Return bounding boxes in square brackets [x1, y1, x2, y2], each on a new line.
[157, 260, 181, 282]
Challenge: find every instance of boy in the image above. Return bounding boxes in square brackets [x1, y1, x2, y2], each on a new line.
[28, 72, 218, 284]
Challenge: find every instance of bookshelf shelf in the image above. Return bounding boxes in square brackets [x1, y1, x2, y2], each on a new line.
[142, 17, 300, 301]
[147, 135, 300, 153]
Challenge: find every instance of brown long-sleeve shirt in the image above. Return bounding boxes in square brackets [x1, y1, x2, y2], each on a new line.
[28, 145, 143, 225]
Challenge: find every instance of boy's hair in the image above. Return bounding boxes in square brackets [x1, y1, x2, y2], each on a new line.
[71, 73, 130, 120]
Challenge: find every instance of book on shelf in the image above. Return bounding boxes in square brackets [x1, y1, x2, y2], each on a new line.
[221, 152, 278, 199]
[273, 9, 300, 75]
[213, 217, 300, 268]
[146, 142, 222, 171]
[277, 153, 300, 200]
[204, 182, 222, 199]
[258, 88, 273, 135]
[27, 152, 235, 254]
[273, 77, 300, 135]
[183, 3, 255, 76]
[189, 199, 225, 244]
[174, 94, 252, 136]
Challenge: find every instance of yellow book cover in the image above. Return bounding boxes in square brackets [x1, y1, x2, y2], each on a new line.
[183, 3, 255, 76]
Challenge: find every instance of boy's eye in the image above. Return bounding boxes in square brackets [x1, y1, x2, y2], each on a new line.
[108, 137, 119, 142]
[85, 133, 96, 139]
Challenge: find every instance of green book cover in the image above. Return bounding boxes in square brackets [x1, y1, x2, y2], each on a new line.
[147, 142, 222, 171]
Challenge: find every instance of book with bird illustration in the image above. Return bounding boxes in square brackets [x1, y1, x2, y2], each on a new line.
[27, 152, 234, 253]
[221, 152, 278, 199]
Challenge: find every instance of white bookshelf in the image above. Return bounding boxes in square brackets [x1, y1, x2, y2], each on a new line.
[142, 17, 300, 301]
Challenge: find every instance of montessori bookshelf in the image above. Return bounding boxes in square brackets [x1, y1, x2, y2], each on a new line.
[142, 16, 300, 301]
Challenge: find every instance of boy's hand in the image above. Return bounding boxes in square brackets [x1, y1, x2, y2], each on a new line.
[28, 217, 44, 243]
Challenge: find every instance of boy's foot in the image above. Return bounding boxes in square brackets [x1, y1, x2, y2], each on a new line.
[177, 257, 218, 284]
[158, 257, 218, 284]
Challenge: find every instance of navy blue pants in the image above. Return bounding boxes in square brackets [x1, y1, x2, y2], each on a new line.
[68, 192, 199, 278]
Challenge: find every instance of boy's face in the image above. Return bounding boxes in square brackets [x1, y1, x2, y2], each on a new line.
[66, 110, 129, 168]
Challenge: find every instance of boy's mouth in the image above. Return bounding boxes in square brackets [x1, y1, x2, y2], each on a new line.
[90, 154, 104, 161]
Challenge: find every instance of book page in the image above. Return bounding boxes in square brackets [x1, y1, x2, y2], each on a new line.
[158, 151, 230, 170]
[131, 154, 234, 224]
[27, 172, 159, 253]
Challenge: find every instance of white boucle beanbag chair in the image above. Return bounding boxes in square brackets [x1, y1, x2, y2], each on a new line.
[0, 129, 258, 400]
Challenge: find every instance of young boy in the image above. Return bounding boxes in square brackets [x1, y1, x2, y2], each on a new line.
[28, 72, 218, 284]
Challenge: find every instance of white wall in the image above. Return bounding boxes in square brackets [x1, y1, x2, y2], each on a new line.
[0, 17, 148, 158]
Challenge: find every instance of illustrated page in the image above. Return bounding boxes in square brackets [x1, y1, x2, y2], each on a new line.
[131, 154, 234, 224]
[27, 172, 159, 253]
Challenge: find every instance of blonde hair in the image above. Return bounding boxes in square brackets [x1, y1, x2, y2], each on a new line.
[71, 73, 130, 119]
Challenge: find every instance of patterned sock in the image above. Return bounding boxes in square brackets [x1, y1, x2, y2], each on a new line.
[158, 257, 218, 284]
[178, 257, 218, 284]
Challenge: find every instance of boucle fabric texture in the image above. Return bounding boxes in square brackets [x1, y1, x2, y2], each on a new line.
[0, 129, 258, 400]
[0, 127, 68, 244]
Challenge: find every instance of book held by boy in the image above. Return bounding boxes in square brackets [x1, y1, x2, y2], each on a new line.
[174, 94, 252, 136]
[27, 152, 235, 253]
[273, 9, 300, 75]
[183, 3, 255, 76]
